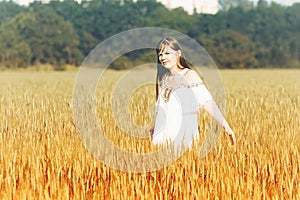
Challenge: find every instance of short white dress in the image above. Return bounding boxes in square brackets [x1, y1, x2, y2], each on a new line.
[152, 68, 213, 149]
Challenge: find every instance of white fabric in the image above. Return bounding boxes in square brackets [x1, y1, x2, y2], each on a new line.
[152, 69, 215, 148]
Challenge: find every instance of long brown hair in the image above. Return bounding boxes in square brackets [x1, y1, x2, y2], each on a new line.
[155, 37, 190, 100]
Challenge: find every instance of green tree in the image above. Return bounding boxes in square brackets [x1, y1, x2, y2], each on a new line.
[26, 8, 83, 65]
[0, 0, 299, 69]
[0, 13, 33, 68]
[0, 36, 31, 68]
[201, 30, 258, 68]
[218, 0, 253, 11]
[146, 6, 196, 35]
[0, 8, 82, 68]
[0, 1, 26, 25]
[45, 0, 99, 55]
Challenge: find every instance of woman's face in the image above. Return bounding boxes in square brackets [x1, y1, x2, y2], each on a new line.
[158, 46, 180, 71]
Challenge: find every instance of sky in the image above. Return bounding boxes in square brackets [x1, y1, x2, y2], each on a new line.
[9, 0, 300, 14]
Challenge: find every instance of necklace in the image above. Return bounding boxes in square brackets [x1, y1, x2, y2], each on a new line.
[160, 68, 192, 103]
[161, 72, 182, 103]
[162, 87, 173, 103]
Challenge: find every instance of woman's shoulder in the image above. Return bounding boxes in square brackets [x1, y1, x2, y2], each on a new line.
[183, 69, 203, 86]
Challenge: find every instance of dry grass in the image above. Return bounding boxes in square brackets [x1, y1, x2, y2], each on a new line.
[0, 69, 299, 199]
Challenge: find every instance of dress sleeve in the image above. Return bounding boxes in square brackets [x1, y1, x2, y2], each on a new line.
[185, 70, 213, 108]
[185, 70, 233, 132]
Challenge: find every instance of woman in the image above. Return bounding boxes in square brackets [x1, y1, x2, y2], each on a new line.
[150, 37, 236, 149]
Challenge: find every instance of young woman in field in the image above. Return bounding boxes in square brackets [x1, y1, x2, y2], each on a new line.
[150, 37, 236, 149]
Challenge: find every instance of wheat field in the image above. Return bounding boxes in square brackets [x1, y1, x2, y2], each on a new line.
[0, 69, 299, 199]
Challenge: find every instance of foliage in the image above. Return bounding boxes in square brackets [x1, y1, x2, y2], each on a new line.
[0, 5, 83, 68]
[200, 29, 258, 68]
[0, 0, 299, 69]
[0, 1, 26, 25]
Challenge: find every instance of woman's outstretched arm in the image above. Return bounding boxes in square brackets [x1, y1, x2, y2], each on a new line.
[202, 100, 236, 145]
[186, 70, 236, 145]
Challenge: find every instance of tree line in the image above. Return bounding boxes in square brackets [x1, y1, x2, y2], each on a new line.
[0, 0, 299, 69]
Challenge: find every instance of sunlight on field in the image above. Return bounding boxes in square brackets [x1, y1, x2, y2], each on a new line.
[0, 69, 299, 199]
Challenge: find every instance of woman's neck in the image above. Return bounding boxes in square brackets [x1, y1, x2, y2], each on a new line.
[169, 66, 184, 75]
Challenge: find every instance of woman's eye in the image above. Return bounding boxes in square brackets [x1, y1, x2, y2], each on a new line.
[158, 52, 171, 57]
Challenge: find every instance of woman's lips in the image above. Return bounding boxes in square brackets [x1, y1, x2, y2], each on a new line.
[162, 61, 168, 65]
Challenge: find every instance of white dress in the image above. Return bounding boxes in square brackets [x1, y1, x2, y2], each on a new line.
[152, 68, 213, 150]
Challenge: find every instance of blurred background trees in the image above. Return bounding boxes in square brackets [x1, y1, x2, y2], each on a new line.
[0, 0, 299, 69]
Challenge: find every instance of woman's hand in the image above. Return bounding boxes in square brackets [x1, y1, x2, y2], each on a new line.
[149, 126, 155, 138]
[224, 126, 236, 145]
